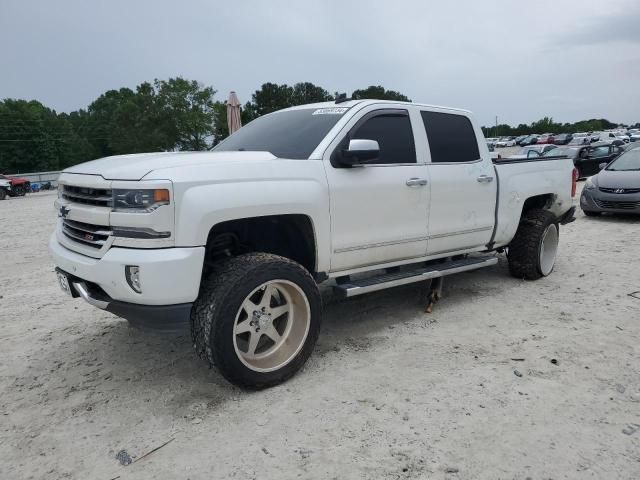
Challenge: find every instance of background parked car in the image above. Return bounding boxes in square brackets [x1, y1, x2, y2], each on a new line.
[508, 144, 557, 159]
[543, 145, 597, 179]
[580, 147, 640, 216]
[553, 133, 573, 145]
[495, 137, 516, 147]
[0, 178, 11, 200]
[519, 135, 539, 146]
[569, 135, 592, 146]
[580, 142, 625, 176]
[0, 174, 30, 197]
[537, 134, 555, 144]
[514, 135, 528, 145]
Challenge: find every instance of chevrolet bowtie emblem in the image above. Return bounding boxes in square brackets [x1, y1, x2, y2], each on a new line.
[59, 205, 70, 218]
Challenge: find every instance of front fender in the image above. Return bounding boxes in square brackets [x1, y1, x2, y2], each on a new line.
[174, 178, 331, 272]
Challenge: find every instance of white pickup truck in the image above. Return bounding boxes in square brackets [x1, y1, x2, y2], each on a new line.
[50, 99, 577, 388]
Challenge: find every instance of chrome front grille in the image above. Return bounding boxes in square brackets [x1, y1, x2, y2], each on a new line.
[62, 219, 112, 249]
[598, 187, 640, 194]
[594, 199, 640, 210]
[62, 185, 112, 207]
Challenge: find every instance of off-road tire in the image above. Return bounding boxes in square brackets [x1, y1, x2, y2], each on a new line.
[508, 209, 559, 280]
[0, 189, 6, 200]
[13, 185, 26, 197]
[190, 253, 321, 389]
[582, 210, 601, 217]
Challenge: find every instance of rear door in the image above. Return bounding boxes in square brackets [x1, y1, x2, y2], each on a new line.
[419, 110, 497, 255]
[324, 106, 430, 271]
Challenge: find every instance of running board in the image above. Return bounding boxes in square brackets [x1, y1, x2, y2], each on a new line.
[333, 256, 499, 298]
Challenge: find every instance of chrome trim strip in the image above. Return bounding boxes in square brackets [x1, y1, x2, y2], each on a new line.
[62, 226, 107, 246]
[334, 236, 428, 254]
[333, 226, 493, 253]
[340, 257, 498, 297]
[427, 226, 493, 240]
[72, 282, 110, 310]
[63, 219, 112, 236]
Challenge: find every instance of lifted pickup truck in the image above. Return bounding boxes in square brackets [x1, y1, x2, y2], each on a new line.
[50, 100, 577, 388]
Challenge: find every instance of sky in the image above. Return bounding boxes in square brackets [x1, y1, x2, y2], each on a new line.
[1, 0, 639, 127]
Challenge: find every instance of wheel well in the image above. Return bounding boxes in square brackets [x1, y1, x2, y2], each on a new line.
[521, 194, 554, 217]
[204, 215, 317, 274]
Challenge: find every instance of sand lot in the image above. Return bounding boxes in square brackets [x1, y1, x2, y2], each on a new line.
[1, 185, 639, 480]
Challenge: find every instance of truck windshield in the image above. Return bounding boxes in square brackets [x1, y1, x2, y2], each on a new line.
[213, 108, 348, 159]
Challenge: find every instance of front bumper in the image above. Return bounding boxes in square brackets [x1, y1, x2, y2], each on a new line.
[580, 189, 640, 214]
[50, 234, 205, 328]
[62, 276, 193, 331]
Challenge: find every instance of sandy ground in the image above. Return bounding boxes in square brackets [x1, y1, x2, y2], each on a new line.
[1, 185, 639, 480]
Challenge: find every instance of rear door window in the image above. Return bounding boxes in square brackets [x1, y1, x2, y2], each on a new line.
[421, 111, 480, 163]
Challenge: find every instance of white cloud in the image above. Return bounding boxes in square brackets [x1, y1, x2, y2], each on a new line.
[1, 0, 638, 126]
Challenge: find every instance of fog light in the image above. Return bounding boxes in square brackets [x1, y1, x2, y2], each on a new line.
[125, 265, 142, 293]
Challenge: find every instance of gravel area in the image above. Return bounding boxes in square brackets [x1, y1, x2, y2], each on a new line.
[1, 186, 639, 479]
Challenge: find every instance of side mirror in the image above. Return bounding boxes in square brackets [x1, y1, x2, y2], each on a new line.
[340, 139, 380, 166]
[599, 162, 608, 170]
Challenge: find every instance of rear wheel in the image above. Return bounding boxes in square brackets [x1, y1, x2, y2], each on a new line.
[508, 209, 559, 280]
[191, 253, 321, 389]
[12, 184, 26, 196]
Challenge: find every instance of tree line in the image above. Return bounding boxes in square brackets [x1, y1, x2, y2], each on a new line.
[0, 78, 634, 173]
[481, 116, 638, 139]
[0, 79, 410, 174]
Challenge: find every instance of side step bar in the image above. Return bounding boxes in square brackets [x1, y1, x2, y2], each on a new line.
[333, 256, 498, 298]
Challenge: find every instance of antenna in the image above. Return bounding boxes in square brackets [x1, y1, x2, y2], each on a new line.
[335, 93, 350, 104]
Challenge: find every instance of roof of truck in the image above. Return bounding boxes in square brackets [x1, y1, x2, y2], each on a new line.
[283, 99, 473, 115]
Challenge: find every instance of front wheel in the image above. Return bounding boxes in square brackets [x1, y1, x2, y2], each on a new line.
[191, 253, 321, 389]
[508, 209, 559, 280]
[12, 184, 26, 196]
[0, 189, 6, 200]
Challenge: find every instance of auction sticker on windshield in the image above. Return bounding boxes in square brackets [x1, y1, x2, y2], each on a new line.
[312, 107, 348, 115]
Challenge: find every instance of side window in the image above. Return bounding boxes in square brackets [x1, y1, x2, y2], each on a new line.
[590, 146, 609, 158]
[351, 113, 416, 164]
[421, 111, 480, 163]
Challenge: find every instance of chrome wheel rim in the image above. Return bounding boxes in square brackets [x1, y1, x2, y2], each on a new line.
[233, 280, 310, 373]
[539, 224, 559, 276]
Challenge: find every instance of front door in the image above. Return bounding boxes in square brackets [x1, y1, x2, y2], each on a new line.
[324, 108, 430, 272]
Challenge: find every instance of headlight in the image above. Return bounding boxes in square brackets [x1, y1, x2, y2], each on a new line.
[57, 183, 63, 198]
[112, 189, 170, 213]
[584, 178, 596, 190]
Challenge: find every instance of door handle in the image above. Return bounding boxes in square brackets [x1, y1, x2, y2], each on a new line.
[477, 175, 494, 183]
[406, 178, 428, 187]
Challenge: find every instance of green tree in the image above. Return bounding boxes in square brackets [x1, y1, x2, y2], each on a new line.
[155, 77, 217, 150]
[0, 99, 76, 173]
[250, 83, 294, 116]
[291, 82, 333, 105]
[351, 85, 411, 102]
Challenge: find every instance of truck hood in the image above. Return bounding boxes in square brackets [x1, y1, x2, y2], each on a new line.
[64, 151, 278, 180]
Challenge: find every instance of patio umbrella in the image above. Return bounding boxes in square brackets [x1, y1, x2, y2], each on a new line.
[227, 91, 242, 135]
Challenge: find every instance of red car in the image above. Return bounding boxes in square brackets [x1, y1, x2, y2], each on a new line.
[537, 134, 556, 144]
[0, 174, 30, 197]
